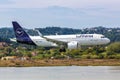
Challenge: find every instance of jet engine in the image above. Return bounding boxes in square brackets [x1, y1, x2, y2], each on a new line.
[67, 41, 78, 49]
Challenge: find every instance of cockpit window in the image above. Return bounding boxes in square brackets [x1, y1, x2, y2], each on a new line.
[101, 36, 105, 38]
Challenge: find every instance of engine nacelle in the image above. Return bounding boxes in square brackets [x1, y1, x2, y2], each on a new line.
[67, 41, 78, 49]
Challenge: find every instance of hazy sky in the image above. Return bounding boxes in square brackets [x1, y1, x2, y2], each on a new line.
[0, 0, 120, 29]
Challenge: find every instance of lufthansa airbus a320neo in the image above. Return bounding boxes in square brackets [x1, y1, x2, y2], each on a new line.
[11, 21, 110, 49]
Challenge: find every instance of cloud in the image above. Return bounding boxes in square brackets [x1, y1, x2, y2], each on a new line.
[0, 0, 120, 9]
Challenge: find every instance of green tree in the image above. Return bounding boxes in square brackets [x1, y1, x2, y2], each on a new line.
[107, 42, 120, 54]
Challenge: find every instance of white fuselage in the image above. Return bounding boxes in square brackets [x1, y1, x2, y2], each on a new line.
[30, 34, 110, 47]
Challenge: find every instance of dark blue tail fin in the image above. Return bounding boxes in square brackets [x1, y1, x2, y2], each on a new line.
[12, 21, 36, 45]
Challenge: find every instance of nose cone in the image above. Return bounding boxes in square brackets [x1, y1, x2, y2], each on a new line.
[105, 38, 110, 44]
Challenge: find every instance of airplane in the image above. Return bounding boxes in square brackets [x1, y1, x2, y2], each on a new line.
[12, 21, 110, 49]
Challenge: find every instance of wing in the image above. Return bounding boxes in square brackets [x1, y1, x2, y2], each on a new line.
[41, 35, 67, 47]
[35, 30, 67, 47]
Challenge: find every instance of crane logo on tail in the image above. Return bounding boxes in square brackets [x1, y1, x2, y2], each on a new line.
[16, 28, 24, 37]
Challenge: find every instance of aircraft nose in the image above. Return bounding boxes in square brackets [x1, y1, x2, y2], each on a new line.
[106, 38, 110, 44]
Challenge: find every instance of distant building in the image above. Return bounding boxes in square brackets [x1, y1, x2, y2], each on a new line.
[108, 29, 112, 32]
[1, 56, 30, 61]
[117, 30, 120, 32]
[1, 56, 16, 60]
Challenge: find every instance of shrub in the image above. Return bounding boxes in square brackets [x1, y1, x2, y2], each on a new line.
[54, 55, 65, 59]
[81, 55, 91, 59]
[90, 55, 99, 59]
[108, 55, 116, 59]
[107, 42, 120, 54]
[115, 54, 120, 59]
[32, 54, 44, 59]
[99, 52, 108, 59]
